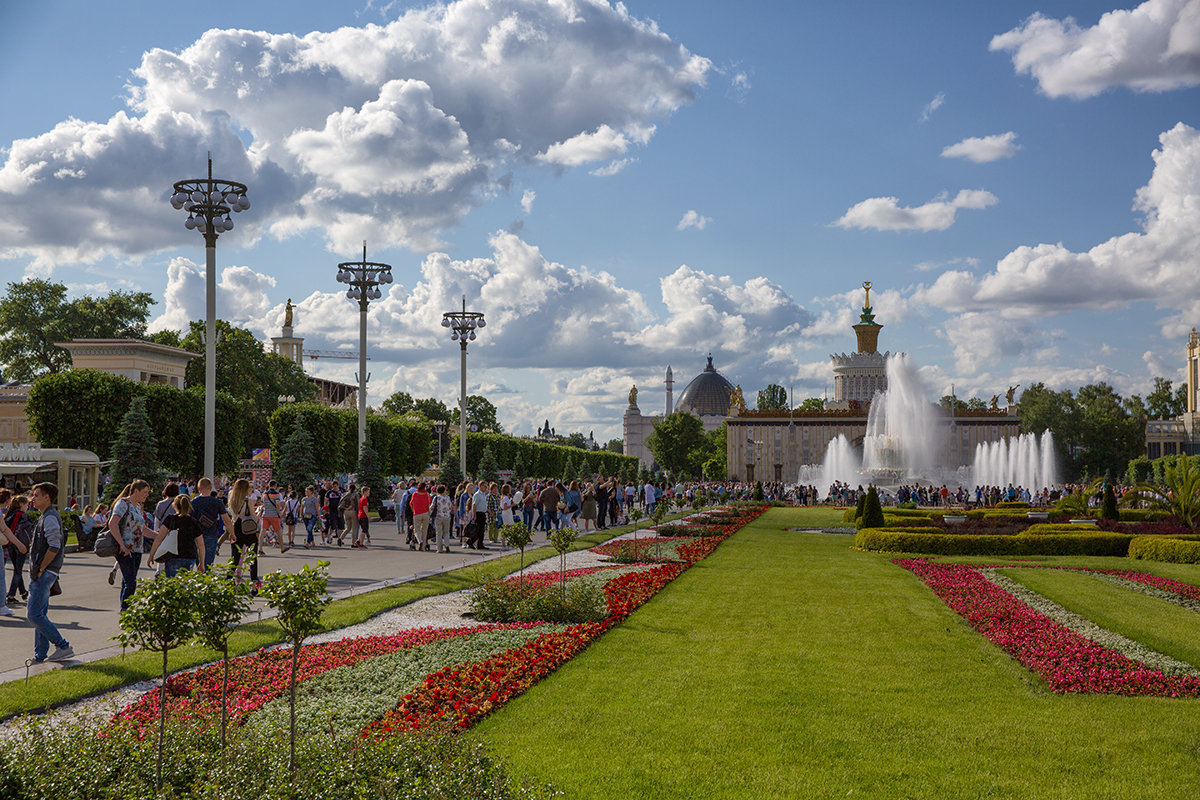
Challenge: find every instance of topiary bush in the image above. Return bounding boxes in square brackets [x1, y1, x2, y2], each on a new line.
[855, 529, 1133, 557]
[1128, 536, 1200, 564]
[857, 486, 885, 530]
[1101, 484, 1119, 521]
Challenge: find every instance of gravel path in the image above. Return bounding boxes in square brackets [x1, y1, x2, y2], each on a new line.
[3, 525, 666, 733]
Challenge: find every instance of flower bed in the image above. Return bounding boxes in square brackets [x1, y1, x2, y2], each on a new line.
[896, 558, 1200, 697]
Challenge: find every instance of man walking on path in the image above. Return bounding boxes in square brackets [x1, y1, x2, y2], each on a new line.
[191, 478, 233, 569]
[27, 482, 73, 664]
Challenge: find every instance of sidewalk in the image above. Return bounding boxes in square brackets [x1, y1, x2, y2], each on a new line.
[0, 521, 556, 683]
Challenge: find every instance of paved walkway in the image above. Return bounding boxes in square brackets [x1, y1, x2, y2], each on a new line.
[0, 521, 566, 683]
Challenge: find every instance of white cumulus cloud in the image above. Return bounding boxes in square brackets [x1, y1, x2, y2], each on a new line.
[677, 210, 711, 231]
[834, 189, 998, 232]
[942, 132, 1020, 163]
[990, 0, 1200, 98]
[521, 189, 536, 213]
[920, 91, 946, 122]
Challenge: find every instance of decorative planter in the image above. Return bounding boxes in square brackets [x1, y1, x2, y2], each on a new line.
[1069, 518, 1097, 526]
[943, 515, 967, 524]
[1027, 512, 1050, 520]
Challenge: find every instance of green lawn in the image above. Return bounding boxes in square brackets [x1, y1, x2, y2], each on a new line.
[473, 508, 1200, 799]
[1002, 566, 1200, 669]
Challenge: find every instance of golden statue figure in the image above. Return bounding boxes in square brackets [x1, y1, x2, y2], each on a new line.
[989, 395, 999, 410]
[284, 298, 295, 329]
[628, 385, 638, 406]
[729, 385, 747, 414]
[1006, 385, 1019, 405]
[862, 280, 872, 308]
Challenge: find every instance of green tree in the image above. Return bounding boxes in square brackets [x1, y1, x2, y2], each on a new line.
[756, 384, 788, 410]
[563, 432, 589, 450]
[380, 390, 414, 416]
[275, 416, 316, 491]
[604, 438, 624, 454]
[107, 395, 161, 501]
[147, 329, 182, 347]
[1100, 483, 1119, 521]
[1147, 377, 1187, 420]
[259, 562, 330, 782]
[413, 397, 452, 420]
[477, 445, 501, 484]
[0, 279, 153, 381]
[799, 397, 826, 411]
[645, 412, 707, 478]
[115, 573, 197, 789]
[1018, 383, 1081, 477]
[438, 449, 464, 487]
[858, 486, 885, 529]
[355, 437, 387, 513]
[561, 452, 576, 483]
[449, 394, 502, 432]
[1076, 382, 1144, 479]
[1127, 458, 1200, 531]
[184, 565, 252, 750]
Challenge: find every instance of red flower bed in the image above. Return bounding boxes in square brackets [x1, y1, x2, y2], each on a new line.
[115, 623, 545, 733]
[1095, 568, 1200, 602]
[897, 558, 1200, 697]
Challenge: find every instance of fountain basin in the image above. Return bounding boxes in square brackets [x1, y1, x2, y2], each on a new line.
[943, 515, 967, 524]
[1069, 518, 1097, 526]
[1027, 511, 1049, 520]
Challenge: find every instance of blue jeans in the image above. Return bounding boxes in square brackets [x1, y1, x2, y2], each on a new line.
[203, 532, 221, 569]
[116, 552, 142, 610]
[304, 515, 318, 544]
[164, 557, 197, 577]
[521, 506, 535, 530]
[27, 570, 68, 660]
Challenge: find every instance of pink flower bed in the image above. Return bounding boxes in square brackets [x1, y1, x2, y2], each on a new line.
[896, 558, 1200, 697]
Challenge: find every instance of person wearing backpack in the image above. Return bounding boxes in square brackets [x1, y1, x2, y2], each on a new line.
[109, 480, 156, 611]
[27, 482, 73, 663]
[260, 480, 289, 553]
[1, 490, 30, 614]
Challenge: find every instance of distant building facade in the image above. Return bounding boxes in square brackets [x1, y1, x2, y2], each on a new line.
[1144, 328, 1200, 458]
[624, 356, 734, 469]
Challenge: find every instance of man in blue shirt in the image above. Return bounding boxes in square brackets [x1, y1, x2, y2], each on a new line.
[27, 482, 73, 664]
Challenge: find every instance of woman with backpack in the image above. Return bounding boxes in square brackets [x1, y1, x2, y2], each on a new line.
[109, 480, 156, 611]
[284, 490, 301, 550]
[2, 490, 31, 612]
[227, 479, 263, 594]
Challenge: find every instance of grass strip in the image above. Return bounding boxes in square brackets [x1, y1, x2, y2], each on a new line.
[474, 508, 1200, 800]
[1000, 567, 1200, 670]
[0, 514, 685, 719]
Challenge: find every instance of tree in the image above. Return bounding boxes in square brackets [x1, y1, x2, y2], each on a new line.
[757, 384, 788, 410]
[858, 486, 885, 529]
[355, 437, 387, 512]
[645, 412, 707, 478]
[477, 445, 501, 484]
[1100, 483, 1119, 521]
[107, 395, 161, 501]
[438, 449, 464, 487]
[1127, 458, 1200, 531]
[1076, 382, 1144, 480]
[275, 416, 316, 491]
[449, 394, 502, 432]
[563, 432, 589, 450]
[185, 566, 252, 750]
[0, 279, 153, 381]
[259, 562, 330, 783]
[115, 573, 197, 789]
[380, 390, 414, 416]
[1147, 377, 1187, 420]
[604, 438, 624, 454]
[413, 397, 452, 420]
[799, 398, 826, 411]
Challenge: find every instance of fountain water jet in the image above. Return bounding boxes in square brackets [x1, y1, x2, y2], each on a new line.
[972, 431, 1058, 490]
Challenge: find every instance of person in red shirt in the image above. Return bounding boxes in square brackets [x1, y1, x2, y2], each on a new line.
[408, 482, 432, 552]
[353, 486, 371, 548]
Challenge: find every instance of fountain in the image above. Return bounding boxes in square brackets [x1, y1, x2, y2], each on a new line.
[797, 353, 1060, 496]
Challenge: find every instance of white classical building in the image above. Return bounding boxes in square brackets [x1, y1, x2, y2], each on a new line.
[623, 356, 734, 469]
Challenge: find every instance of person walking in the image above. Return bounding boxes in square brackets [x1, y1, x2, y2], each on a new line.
[300, 485, 320, 548]
[408, 482, 432, 551]
[260, 480, 289, 553]
[580, 482, 598, 534]
[340, 485, 360, 546]
[468, 482, 489, 550]
[353, 485, 371, 548]
[149, 494, 205, 577]
[538, 482, 560, 534]
[227, 479, 263, 594]
[431, 484, 453, 553]
[190, 478, 232, 570]
[2, 491, 30, 609]
[110, 480, 155, 611]
[27, 482, 73, 663]
[324, 480, 343, 545]
[284, 490, 301, 549]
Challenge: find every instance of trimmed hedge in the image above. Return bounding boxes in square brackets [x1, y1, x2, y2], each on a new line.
[1118, 509, 1172, 522]
[1128, 536, 1200, 564]
[855, 528, 1133, 557]
[996, 501, 1031, 509]
[1024, 523, 1099, 535]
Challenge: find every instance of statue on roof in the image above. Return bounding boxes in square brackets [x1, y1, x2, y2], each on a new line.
[628, 385, 638, 406]
[1005, 385, 1019, 405]
[729, 384, 746, 415]
[862, 280, 872, 309]
[989, 395, 999, 410]
[284, 298, 295, 329]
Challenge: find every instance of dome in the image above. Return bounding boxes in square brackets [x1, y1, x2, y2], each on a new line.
[674, 355, 734, 417]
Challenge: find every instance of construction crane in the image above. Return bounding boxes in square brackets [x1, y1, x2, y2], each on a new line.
[303, 349, 367, 361]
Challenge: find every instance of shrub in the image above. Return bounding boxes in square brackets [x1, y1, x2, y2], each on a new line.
[858, 487, 885, 530]
[1023, 523, 1099, 535]
[1101, 484, 1119, 521]
[1128, 536, 1200, 564]
[996, 501, 1031, 509]
[855, 529, 1132, 557]
[1118, 509, 1172, 522]
[469, 579, 606, 624]
[899, 501, 918, 510]
[854, 492, 868, 520]
[654, 523, 722, 538]
[884, 508, 937, 518]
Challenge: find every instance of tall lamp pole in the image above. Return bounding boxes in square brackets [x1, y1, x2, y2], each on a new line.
[169, 156, 250, 479]
[335, 244, 392, 456]
[441, 297, 485, 480]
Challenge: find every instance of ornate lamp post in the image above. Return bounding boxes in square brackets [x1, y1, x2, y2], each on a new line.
[169, 156, 250, 479]
[441, 297, 485, 480]
[335, 244, 393, 456]
[431, 419, 448, 467]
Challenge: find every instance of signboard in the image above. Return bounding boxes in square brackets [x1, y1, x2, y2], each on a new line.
[0, 442, 43, 461]
[497, 470, 515, 481]
[240, 449, 273, 491]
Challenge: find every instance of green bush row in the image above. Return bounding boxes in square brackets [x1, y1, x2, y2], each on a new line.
[1024, 523, 1098, 535]
[855, 529, 1133, 556]
[1128, 536, 1200, 564]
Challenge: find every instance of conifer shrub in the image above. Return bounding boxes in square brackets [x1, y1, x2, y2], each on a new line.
[857, 486, 885, 530]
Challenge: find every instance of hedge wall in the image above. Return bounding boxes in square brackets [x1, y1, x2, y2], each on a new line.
[452, 431, 637, 481]
[1023, 523, 1099, 535]
[267, 403, 432, 478]
[1127, 536, 1200, 564]
[855, 528, 1133, 557]
[26, 369, 248, 476]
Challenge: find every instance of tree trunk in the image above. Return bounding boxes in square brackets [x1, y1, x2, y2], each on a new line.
[221, 644, 229, 751]
[158, 648, 167, 789]
[290, 641, 299, 783]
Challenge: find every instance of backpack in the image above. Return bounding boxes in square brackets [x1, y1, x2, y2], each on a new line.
[5, 510, 33, 547]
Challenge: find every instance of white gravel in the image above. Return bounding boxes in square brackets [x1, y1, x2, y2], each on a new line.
[2, 525, 667, 733]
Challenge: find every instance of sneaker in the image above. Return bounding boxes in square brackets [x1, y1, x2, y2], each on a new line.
[47, 646, 74, 662]
[29, 656, 46, 665]
[108, 568, 116, 586]
[0, 606, 13, 617]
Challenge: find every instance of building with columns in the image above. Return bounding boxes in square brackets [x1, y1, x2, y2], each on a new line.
[624, 356, 734, 469]
[1144, 327, 1200, 459]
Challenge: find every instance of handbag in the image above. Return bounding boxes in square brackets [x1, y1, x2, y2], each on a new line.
[153, 529, 179, 560]
[238, 500, 259, 537]
[49, 577, 62, 597]
[93, 530, 119, 558]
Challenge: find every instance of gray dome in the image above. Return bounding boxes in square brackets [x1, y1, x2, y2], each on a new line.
[674, 355, 734, 417]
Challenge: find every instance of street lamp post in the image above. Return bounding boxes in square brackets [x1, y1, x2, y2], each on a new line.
[431, 419, 448, 468]
[169, 156, 250, 479]
[441, 297, 485, 480]
[335, 244, 393, 457]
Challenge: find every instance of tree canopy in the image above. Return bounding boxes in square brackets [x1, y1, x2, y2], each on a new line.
[645, 412, 707, 478]
[449, 394, 502, 432]
[0, 279, 153, 381]
[1018, 381, 1146, 481]
[756, 384, 788, 410]
[1146, 377, 1188, 420]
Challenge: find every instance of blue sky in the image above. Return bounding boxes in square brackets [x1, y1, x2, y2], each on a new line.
[1, 0, 1198, 441]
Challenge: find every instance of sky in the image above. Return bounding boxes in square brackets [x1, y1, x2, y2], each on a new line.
[1, 0, 1199, 443]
